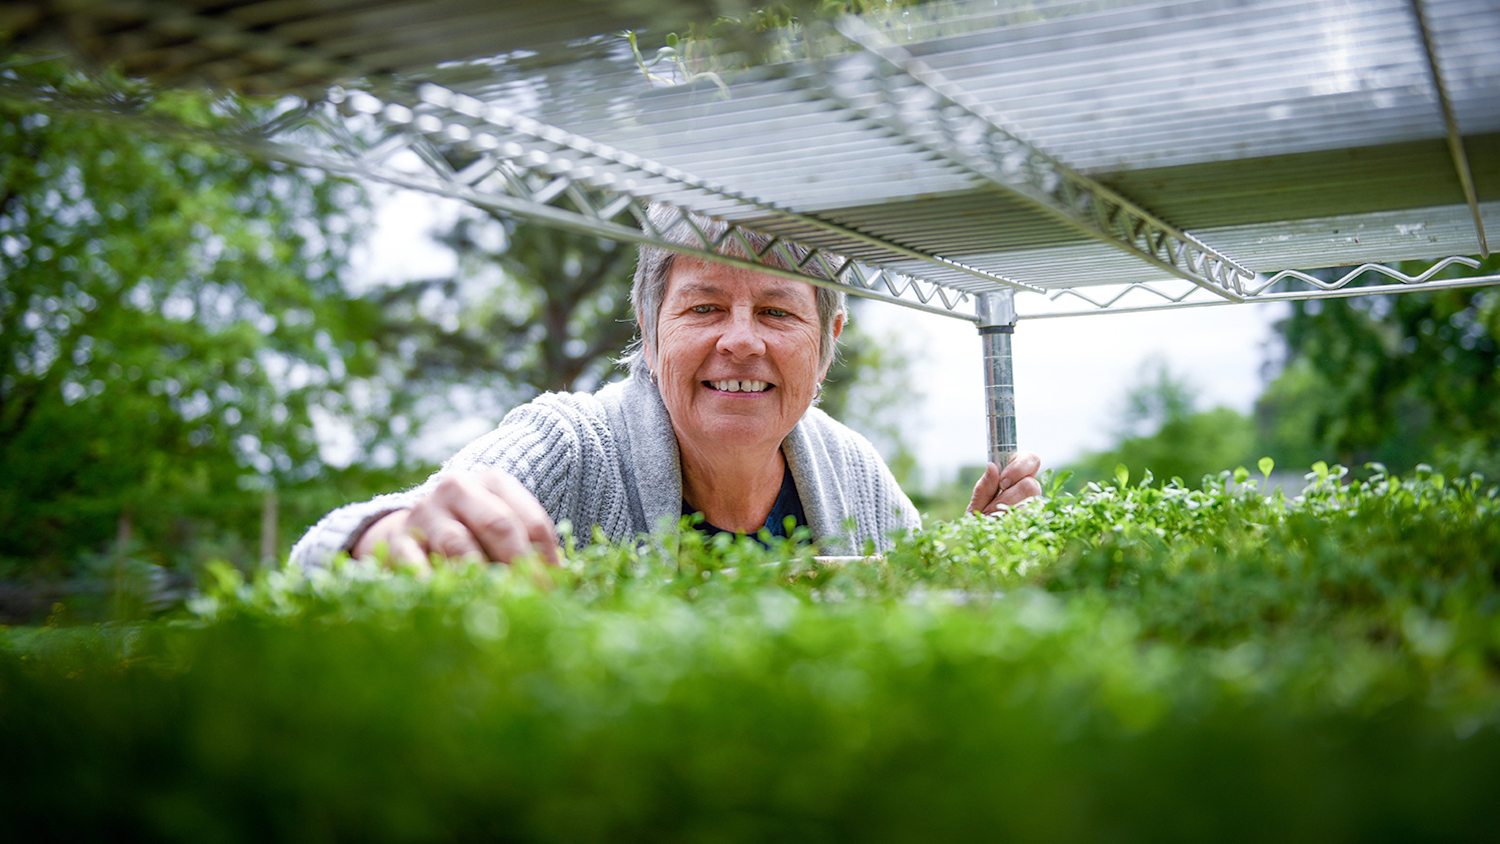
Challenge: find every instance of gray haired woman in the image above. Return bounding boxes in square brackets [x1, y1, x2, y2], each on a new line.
[290, 211, 1041, 569]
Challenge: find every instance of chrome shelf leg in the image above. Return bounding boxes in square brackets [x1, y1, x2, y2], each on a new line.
[978, 290, 1018, 469]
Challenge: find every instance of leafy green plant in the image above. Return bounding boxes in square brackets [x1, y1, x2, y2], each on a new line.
[3, 465, 1498, 841]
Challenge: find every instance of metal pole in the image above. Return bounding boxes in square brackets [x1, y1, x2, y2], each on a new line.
[977, 290, 1018, 469]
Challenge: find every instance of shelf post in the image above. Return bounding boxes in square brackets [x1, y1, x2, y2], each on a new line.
[977, 290, 1018, 469]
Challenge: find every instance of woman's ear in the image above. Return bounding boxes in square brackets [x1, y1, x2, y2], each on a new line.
[639, 319, 655, 370]
[819, 312, 846, 379]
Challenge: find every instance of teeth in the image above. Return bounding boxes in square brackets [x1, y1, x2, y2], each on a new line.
[712, 380, 768, 392]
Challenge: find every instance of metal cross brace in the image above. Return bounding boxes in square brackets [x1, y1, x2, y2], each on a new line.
[1025, 256, 1500, 319]
[322, 83, 998, 318]
[802, 16, 1258, 304]
[0, 70, 1009, 320]
[389, 83, 1042, 302]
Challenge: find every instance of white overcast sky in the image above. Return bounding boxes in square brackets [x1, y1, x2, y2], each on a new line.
[858, 299, 1284, 486]
[352, 186, 1287, 487]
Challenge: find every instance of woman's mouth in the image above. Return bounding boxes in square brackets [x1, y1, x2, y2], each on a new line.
[706, 380, 771, 393]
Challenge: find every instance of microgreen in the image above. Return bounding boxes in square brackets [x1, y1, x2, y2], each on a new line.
[3, 465, 1498, 839]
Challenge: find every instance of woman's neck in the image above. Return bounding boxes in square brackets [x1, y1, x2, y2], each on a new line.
[679, 442, 786, 533]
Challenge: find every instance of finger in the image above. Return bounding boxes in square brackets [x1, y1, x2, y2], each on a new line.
[418, 474, 511, 561]
[967, 462, 1002, 514]
[418, 472, 556, 566]
[994, 476, 1044, 510]
[449, 492, 534, 564]
[418, 517, 487, 562]
[981, 478, 1044, 515]
[389, 533, 433, 572]
[999, 451, 1042, 488]
[475, 471, 561, 565]
[353, 510, 410, 562]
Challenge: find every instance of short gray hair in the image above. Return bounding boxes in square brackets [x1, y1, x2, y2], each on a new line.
[627, 204, 848, 377]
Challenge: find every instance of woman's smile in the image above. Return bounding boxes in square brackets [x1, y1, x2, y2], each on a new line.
[705, 379, 772, 393]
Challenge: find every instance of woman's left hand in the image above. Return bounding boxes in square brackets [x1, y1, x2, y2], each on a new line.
[967, 451, 1043, 515]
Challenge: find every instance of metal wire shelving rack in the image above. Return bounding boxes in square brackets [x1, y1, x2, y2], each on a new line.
[3, 0, 1497, 466]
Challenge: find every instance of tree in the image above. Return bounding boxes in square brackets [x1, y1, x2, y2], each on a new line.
[1255, 258, 1500, 477]
[1065, 359, 1255, 488]
[372, 203, 639, 402]
[0, 60, 382, 574]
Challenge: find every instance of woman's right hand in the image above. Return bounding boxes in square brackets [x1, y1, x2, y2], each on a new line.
[352, 469, 561, 568]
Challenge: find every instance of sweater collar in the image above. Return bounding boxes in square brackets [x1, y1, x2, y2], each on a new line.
[613, 368, 843, 550]
[615, 368, 684, 533]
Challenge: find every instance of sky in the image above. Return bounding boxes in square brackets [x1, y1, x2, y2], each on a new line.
[858, 298, 1285, 487]
[352, 186, 1288, 487]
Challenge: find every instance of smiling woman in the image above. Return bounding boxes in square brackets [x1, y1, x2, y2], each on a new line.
[649, 259, 840, 534]
[290, 207, 1041, 569]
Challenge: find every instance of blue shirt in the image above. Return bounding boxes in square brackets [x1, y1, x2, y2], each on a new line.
[683, 463, 807, 545]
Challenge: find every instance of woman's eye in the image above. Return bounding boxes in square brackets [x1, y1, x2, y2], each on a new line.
[763, 308, 789, 318]
[690, 305, 715, 314]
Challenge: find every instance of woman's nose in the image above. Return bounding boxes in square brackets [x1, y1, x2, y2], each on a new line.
[716, 309, 766, 358]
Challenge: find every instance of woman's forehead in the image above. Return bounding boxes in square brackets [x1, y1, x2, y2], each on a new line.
[665, 258, 817, 304]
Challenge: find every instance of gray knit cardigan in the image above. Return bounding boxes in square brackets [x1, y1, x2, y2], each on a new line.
[289, 369, 921, 568]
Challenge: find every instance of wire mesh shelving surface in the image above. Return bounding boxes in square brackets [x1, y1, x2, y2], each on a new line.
[3, 0, 1497, 319]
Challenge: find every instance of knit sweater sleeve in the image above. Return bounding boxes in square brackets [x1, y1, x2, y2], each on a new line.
[288, 392, 621, 570]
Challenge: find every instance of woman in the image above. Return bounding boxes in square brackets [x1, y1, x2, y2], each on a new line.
[290, 210, 1041, 569]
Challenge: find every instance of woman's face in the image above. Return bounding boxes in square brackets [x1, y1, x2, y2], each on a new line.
[647, 258, 841, 457]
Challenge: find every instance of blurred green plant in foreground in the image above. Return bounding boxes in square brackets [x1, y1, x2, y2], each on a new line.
[4, 464, 1498, 841]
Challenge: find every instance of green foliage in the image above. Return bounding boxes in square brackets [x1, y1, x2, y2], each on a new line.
[5, 466, 1499, 840]
[1256, 259, 1500, 477]
[1065, 360, 1256, 489]
[909, 462, 986, 522]
[0, 60, 389, 573]
[372, 201, 638, 399]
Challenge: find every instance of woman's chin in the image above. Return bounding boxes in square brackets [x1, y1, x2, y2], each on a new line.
[669, 388, 815, 455]
[686, 415, 790, 454]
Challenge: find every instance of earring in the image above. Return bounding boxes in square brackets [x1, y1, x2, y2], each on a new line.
[649, 369, 659, 387]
